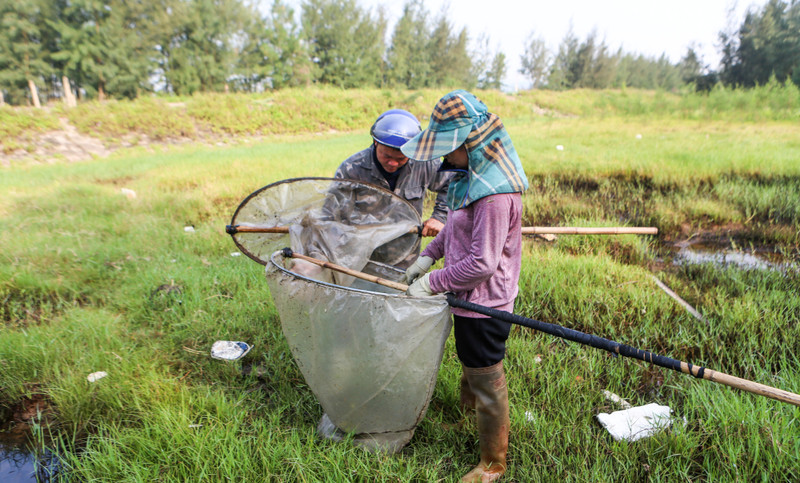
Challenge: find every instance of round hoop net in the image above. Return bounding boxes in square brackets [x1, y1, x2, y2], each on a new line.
[229, 177, 423, 272]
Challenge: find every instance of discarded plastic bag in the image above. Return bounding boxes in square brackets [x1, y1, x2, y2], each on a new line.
[87, 371, 108, 382]
[595, 403, 672, 442]
[210, 341, 251, 360]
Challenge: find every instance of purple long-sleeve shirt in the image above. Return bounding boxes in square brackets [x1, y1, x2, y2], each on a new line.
[422, 193, 523, 317]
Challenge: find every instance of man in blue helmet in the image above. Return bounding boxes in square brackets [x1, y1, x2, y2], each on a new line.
[335, 109, 452, 238]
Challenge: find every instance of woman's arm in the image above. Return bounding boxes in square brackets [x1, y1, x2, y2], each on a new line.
[429, 195, 513, 293]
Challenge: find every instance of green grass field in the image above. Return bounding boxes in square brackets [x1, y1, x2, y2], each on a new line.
[1, 87, 799, 481]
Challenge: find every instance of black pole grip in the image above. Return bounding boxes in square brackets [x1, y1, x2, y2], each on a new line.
[445, 294, 706, 379]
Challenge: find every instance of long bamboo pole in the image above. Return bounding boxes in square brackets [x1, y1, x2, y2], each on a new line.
[280, 249, 800, 408]
[521, 227, 657, 235]
[228, 225, 658, 236]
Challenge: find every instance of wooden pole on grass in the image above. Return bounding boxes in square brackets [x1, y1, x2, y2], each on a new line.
[229, 225, 658, 236]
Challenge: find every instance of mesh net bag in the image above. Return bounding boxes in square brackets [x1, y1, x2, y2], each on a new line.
[229, 178, 452, 452]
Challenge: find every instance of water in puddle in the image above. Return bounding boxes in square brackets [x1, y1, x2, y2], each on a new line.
[674, 244, 798, 273]
[0, 424, 61, 483]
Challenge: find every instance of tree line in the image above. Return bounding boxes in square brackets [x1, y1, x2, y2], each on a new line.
[0, 0, 798, 106]
[521, 0, 800, 92]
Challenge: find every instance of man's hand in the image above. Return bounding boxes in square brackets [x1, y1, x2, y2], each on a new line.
[406, 272, 434, 297]
[403, 255, 434, 284]
[421, 218, 444, 237]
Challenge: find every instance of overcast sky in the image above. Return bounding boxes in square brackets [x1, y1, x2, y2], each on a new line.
[277, 0, 770, 91]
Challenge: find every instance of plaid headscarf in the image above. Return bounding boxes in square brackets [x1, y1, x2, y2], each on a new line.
[401, 90, 528, 210]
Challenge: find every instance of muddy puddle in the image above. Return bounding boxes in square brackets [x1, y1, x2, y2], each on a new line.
[1, 395, 63, 482]
[0, 424, 61, 482]
[672, 242, 798, 273]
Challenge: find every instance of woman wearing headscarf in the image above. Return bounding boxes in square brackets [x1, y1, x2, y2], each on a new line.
[402, 90, 528, 482]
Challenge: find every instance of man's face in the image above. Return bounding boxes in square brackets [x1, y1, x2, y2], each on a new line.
[374, 143, 409, 173]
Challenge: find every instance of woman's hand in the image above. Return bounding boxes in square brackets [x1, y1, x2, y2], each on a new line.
[406, 272, 434, 297]
[403, 255, 434, 284]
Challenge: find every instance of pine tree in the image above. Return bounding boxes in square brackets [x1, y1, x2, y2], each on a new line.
[788, 2, 800, 87]
[386, 0, 430, 89]
[719, 0, 800, 88]
[519, 32, 549, 89]
[589, 39, 616, 89]
[0, 0, 52, 106]
[548, 26, 579, 90]
[49, 0, 153, 100]
[678, 45, 704, 84]
[236, 0, 311, 91]
[479, 52, 506, 90]
[153, 0, 248, 95]
[427, 14, 474, 87]
[301, 0, 386, 88]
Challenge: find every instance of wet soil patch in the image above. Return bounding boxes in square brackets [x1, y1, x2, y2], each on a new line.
[14, 395, 51, 422]
[661, 228, 798, 272]
[674, 243, 798, 272]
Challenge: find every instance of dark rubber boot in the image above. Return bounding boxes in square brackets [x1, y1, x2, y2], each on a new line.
[461, 361, 509, 483]
[460, 365, 476, 413]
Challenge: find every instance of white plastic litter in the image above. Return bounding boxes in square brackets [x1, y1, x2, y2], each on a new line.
[210, 341, 251, 360]
[556, 145, 564, 151]
[596, 403, 672, 442]
[635, 133, 643, 139]
[184, 226, 195, 233]
[87, 371, 108, 382]
[120, 188, 136, 199]
[230, 252, 241, 257]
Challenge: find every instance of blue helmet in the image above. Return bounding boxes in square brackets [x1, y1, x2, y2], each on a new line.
[370, 109, 422, 149]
